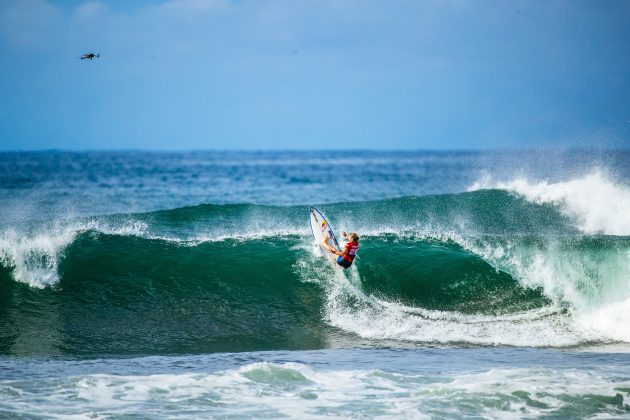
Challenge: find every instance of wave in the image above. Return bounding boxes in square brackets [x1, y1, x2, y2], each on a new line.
[3, 360, 629, 418]
[0, 179, 629, 354]
[470, 171, 630, 235]
[0, 220, 149, 288]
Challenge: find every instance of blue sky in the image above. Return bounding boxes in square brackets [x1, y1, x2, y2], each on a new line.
[1, 0, 629, 150]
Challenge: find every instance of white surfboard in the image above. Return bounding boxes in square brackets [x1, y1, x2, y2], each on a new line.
[309, 207, 341, 264]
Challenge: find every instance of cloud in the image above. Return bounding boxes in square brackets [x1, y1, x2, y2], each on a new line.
[73, 1, 109, 21]
[0, 0, 232, 50]
[158, 0, 229, 15]
[0, 0, 62, 47]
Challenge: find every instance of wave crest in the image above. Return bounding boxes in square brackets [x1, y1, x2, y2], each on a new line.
[470, 171, 630, 235]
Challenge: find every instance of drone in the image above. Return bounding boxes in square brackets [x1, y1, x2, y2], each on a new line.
[80, 53, 100, 60]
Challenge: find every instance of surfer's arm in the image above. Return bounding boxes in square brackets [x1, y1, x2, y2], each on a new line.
[322, 235, 345, 255]
[329, 243, 348, 257]
[324, 244, 341, 254]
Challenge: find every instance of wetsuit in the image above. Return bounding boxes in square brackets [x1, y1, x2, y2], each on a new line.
[337, 241, 359, 269]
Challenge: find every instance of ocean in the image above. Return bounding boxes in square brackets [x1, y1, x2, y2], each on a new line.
[1, 150, 630, 418]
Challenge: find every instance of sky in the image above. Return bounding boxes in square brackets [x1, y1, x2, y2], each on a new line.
[0, 0, 629, 150]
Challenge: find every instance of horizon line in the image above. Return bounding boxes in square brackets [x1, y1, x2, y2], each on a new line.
[2, 147, 630, 154]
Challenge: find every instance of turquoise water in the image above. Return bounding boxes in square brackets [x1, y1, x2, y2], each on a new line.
[1, 150, 630, 417]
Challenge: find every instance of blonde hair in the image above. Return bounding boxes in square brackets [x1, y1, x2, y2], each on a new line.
[349, 232, 359, 242]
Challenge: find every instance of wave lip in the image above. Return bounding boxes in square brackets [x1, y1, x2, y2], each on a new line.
[0, 229, 76, 288]
[0, 220, 149, 288]
[470, 171, 630, 236]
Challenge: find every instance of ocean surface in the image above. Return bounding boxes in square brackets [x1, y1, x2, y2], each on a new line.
[1, 150, 630, 418]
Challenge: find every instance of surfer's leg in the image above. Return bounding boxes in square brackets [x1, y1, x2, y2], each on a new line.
[322, 235, 334, 253]
[336, 256, 351, 269]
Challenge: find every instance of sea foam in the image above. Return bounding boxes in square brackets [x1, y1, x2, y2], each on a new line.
[2, 361, 628, 418]
[0, 220, 149, 288]
[470, 171, 630, 236]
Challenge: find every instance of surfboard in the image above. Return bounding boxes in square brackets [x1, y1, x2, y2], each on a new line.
[309, 207, 341, 264]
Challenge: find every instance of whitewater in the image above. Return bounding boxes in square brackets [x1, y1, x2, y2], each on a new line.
[1, 150, 629, 418]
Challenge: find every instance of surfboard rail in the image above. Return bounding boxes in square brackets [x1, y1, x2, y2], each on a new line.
[309, 207, 341, 264]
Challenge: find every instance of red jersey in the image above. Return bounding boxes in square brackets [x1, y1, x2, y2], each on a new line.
[342, 241, 359, 262]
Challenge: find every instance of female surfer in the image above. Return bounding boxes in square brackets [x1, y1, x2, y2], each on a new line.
[322, 231, 359, 269]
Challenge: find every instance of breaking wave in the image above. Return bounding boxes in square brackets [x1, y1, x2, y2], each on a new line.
[1, 175, 629, 355]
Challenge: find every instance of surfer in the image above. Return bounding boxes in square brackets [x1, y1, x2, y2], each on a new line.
[322, 231, 359, 269]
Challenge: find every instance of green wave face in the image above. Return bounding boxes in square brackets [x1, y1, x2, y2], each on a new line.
[0, 232, 532, 356]
[1, 189, 629, 355]
[357, 235, 549, 314]
[0, 234, 330, 356]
